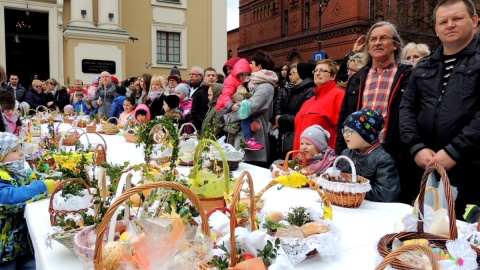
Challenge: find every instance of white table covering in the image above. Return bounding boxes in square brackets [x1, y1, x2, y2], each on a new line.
[24, 131, 415, 269]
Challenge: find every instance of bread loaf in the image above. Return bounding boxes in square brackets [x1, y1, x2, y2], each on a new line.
[300, 222, 328, 237]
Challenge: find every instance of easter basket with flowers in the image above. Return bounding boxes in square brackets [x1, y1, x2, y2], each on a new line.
[271, 150, 315, 179]
[135, 118, 179, 166]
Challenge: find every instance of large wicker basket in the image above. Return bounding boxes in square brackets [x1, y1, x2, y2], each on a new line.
[93, 181, 211, 270]
[376, 245, 440, 270]
[377, 163, 480, 269]
[318, 155, 371, 208]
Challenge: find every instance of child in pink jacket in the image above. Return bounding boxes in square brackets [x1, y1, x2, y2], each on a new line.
[215, 58, 251, 116]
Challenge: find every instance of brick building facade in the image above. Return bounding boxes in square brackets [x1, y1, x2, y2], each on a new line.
[231, 0, 398, 70]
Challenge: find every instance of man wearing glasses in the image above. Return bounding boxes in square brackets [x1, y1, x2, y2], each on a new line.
[335, 21, 413, 204]
[188, 66, 210, 131]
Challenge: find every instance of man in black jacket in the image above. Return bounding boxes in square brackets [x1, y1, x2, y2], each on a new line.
[335, 21, 413, 204]
[400, 0, 480, 220]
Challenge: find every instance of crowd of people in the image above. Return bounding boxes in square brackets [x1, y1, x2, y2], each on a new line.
[1, 0, 480, 267]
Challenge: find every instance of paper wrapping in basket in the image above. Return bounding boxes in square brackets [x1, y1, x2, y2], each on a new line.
[52, 189, 93, 211]
[318, 161, 371, 194]
[189, 170, 237, 198]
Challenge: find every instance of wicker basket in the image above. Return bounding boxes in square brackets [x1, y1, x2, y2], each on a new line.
[377, 163, 480, 269]
[376, 245, 440, 270]
[49, 226, 86, 253]
[102, 117, 119, 135]
[48, 178, 93, 226]
[93, 181, 211, 270]
[123, 130, 139, 143]
[60, 130, 80, 146]
[77, 132, 108, 165]
[86, 124, 97, 133]
[63, 116, 75, 124]
[318, 155, 371, 208]
[148, 123, 172, 164]
[190, 139, 231, 212]
[272, 150, 315, 178]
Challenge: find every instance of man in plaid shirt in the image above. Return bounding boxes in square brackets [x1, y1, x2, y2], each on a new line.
[335, 21, 414, 204]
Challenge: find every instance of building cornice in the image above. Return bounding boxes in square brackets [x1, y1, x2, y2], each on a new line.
[63, 26, 130, 43]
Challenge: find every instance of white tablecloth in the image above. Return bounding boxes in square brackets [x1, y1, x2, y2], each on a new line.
[24, 131, 414, 269]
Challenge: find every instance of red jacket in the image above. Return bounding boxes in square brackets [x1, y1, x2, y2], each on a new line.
[293, 81, 345, 151]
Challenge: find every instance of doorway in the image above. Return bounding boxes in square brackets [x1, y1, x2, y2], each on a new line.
[4, 8, 49, 89]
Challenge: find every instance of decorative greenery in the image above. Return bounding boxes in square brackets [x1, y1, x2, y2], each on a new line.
[210, 243, 245, 269]
[203, 115, 224, 141]
[287, 206, 310, 227]
[135, 118, 179, 170]
[256, 238, 281, 266]
[262, 219, 287, 234]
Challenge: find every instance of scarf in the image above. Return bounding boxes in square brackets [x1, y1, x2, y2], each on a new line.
[4, 113, 19, 135]
[307, 148, 336, 174]
[0, 159, 27, 181]
[247, 70, 279, 91]
[148, 90, 163, 101]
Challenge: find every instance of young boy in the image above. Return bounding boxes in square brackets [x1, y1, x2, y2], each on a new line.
[0, 133, 57, 266]
[72, 92, 88, 114]
[338, 108, 400, 202]
[109, 86, 127, 121]
[298, 125, 336, 175]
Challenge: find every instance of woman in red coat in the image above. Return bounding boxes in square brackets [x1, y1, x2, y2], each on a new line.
[293, 59, 345, 151]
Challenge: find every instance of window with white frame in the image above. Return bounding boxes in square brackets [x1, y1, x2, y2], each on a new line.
[156, 31, 180, 64]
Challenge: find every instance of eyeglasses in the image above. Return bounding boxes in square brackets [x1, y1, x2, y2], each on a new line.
[369, 36, 393, 43]
[342, 128, 356, 136]
[347, 67, 360, 73]
[313, 69, 332, 74]
[101, 75, 110, 78]
[406, 55, 421, 61]
[189, 73, 202, 76]
[34, 85, 42, 88]
[168, 79, 176, 82]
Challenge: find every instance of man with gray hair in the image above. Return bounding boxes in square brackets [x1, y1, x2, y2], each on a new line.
[92, 71, 119, 117]
[188, 66, 210, 131]
[335, 21, 413, 203]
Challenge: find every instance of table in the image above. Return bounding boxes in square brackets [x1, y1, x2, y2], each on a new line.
[24, 131, 415, 269]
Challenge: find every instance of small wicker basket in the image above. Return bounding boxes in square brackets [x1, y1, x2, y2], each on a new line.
[102, 117, 119, 135]
[123, 130, 139, 143]
[272, 150, 315, 178]
[318, 155, 371, 208]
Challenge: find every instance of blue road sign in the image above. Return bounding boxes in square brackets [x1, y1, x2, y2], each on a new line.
[313, 51, 325, 61]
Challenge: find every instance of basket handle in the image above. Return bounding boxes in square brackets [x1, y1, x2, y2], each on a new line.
[48, 178, 92, 226]
[94, 144, 107, 164]
[59, 127, 90, 149]
[414, 186, 439, 211]
[36, 105, 48, 114]
[93, 181, 210, 269]
[105, 117, 120, 126]
[375, 244, 440, 270]
[280, 150, 308, 171]
[192, 139, 230, 194]
[206, 206, 231, 218]
[78, 132, 108, 152]
[229, 171, 256, 267]
[149, 123, 171, 144]
[330, 155, 358, 183]
[177, 122, 198, 136]
[417, 163, 457, 240]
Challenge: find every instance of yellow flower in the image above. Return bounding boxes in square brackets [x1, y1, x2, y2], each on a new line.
[323, 205, 333, 220]
[223, 190, 233, 205]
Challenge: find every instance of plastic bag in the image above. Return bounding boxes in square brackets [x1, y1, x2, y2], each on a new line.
[424, 172, 458, 212]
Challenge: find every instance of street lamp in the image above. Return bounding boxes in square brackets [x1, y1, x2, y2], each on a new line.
[317, 0, 330, 52]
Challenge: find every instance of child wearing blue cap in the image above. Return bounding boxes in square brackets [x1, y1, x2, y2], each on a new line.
[337, 108, 400, 202]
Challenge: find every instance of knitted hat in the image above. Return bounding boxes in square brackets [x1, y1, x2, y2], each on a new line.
[343, 108, 384, 144]
[297, 62, 316, 80]
[167, 75, 181, 84]
[0, 132, 21, 161]
[164, 94, 180, 109]
[300, 124, 330, 152]
[64, 104, 74, 112]
[170, 66, 181, 77]
[174, 83, 190, 96]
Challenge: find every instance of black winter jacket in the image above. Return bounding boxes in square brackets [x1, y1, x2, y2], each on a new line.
[400, 35, 480, 163]
[48, 87, 70, 112]
[276, 77, 315, 133]
[26, 88, 48, 112]
[335, 63, 412, 160]
[145, 95, 165, 120]
[338, 142, 400, 202]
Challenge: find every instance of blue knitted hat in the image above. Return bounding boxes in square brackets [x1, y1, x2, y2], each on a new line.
[343, 108, 384, 143]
